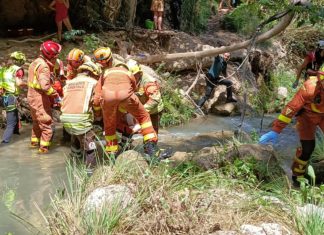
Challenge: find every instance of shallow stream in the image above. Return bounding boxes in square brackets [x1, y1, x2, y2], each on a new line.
[0, 114, 300, 234]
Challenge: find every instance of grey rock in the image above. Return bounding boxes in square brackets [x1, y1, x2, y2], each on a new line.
[84, 185, 133, 214]
[297, 204, 324, 220]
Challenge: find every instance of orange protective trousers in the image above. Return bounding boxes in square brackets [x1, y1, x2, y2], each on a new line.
[28, 90, 53, 148]
[95, 67, 158, 153]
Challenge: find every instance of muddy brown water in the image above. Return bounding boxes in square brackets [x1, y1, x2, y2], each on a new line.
[0, 114, 299, 234]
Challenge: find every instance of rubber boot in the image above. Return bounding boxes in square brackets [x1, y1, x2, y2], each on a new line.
[143, 141, 160, 164]
[85, 150, 97, 176]
[38, 146, 49, 154]
[70, 146, 82, 158]
[291, 147, 308, 185]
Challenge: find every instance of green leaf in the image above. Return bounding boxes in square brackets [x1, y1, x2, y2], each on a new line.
[307, 165, 316, 184]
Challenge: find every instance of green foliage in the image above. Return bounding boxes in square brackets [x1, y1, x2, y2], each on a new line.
[250, 68, 295, 113]
[221, 157, 260, 186]
[181, 0, 211, 33]
[290, 168, 324, 205]
[160, 76, 195, 127]
[291, 167, 324, 235]
[83, 34, 101, 54]
[223, 3, 263, 35]
[296, 210, 324, 235]
[63, 29, 86, 41]
[311, 129, 324, 163]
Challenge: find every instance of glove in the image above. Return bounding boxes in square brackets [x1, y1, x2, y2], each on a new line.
[292, 80, 299, 89]
[259, 131, 279, 144]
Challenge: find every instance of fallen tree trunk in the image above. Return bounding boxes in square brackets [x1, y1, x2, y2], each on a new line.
[133, 12, 295, 64]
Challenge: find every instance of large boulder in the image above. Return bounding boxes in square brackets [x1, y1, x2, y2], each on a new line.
[83, 185, 133, 214]
[240, 223, 290, 235]
[210, 102, 237, 116]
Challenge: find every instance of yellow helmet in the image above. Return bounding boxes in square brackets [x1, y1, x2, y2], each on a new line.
[126, 59, 142, 75]
[319, 64, 324, 81]
[10, 51, 26, 64]
[67, 48, 84, 62]
[93, 47, 112, 62]
[77, 61, 102, 77]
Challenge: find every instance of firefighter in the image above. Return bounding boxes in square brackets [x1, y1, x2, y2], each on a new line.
[27, 40, 62, 153]
[292, 40, 324, 88]
[126, 59, 164, 134]
[60, 61, 101, 168]
[0, 51, 26, 143]
[259, 64, 324, 184]
[93, 47, 113, 71]
[93, 47, 123, 71]
[66, 48, 91, 80]
[93, 63, 160, 160]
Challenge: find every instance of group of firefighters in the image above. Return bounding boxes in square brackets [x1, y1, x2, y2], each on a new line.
[1, 39, 324, 184]
[0, 40, 165, 168]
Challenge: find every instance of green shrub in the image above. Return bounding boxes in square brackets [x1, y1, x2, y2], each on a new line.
[160, 77, 195, 127]
[250, 68, 295, 113]
[223, 3, 263, 35]
[181, 0, 212, 33]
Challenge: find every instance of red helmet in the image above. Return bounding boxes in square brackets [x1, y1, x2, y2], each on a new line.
[40, 40, 62, 59]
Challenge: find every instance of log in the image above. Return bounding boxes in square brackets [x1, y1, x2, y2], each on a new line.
[132, 12, 295, 64]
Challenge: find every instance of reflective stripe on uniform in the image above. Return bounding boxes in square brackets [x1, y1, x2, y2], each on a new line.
[93, 106, 101, 111]
[294, 157, 307, 166]
[31, 137, 40, 143]
[45, 87, 55, 95]
[105, 145, 118, 152]
[141, 121, 153, 129]
[28, 63, 42, 90]
[28, 82, 41, 89]
[105, 134, 117, 141]
[311, 103, 321, 113]
[40, 140, 51, 147]
[293, 167, 306, 174]
[277, 114, 292, 124]
[143, 133, 156, 142]
[5, 104, 16, 112]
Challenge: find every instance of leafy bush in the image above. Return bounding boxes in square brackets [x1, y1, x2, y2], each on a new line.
[160, 76, 195, 127]
[311, 129, 324, 163]
[181, 0, 212, 33]
[250, 68, 295, 113]
[223, 3, 263, 35]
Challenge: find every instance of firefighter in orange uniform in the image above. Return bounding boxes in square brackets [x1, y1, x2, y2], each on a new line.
[126, 59, 164, 134]
[60, 61, 101, 168]
[259, 64, 324, 184]
[91, 47, 114, 115]
[27, 40, 62, 153]
[66, 48, 91, 80]
[93, 63, 160, 160]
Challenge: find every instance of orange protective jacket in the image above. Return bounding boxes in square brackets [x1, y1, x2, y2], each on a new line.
[27, 56, 58, 103]
[27, 56, 59, 147]
[273, 76, 324, 133]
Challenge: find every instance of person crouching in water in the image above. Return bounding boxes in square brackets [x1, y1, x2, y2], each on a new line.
[60, 61, 102, 169]
[93, 63, 161, 162]
[0, 51, 26, 143]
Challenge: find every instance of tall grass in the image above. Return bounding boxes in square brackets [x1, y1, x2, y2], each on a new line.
[42, 140, 305, 234]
